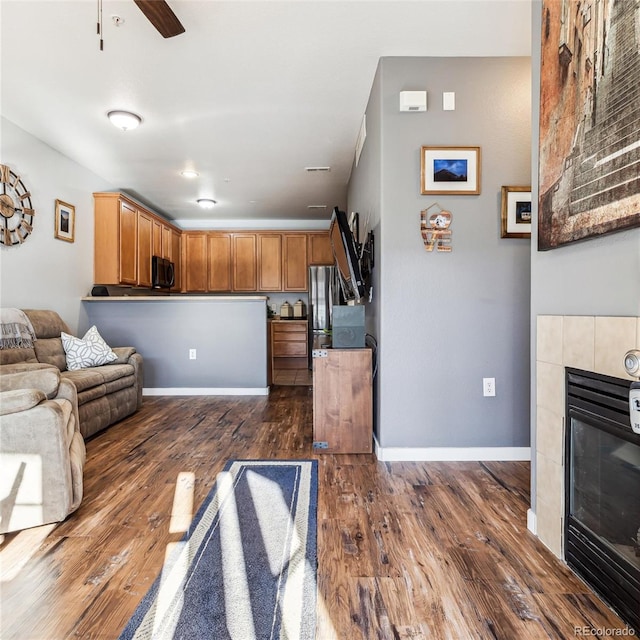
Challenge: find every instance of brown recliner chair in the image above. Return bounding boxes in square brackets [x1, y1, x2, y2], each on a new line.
[0, 364, 86, 534]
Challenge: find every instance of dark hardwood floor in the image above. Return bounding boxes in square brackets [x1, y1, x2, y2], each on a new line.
[0, 387, 630, 639]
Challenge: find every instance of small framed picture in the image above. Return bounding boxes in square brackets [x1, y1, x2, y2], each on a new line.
[421, 146, 481, 195]
[55, 199, 75, 242]
[500, 186, 531, 238]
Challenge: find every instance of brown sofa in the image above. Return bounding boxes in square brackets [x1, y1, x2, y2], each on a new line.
[0, 366, 85, 533]
[0, 309, 143, 439]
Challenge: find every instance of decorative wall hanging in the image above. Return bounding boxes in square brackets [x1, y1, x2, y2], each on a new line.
[55, 200, 75, 242]
[501, 186, 531, 239]
[0, 163, 35, 246]
[420, 203, 452, 252]
[538, 0, 640, 250]
[421, 146, 480, 195]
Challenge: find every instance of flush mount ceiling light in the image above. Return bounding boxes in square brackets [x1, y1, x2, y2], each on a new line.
[197, 198, 217, 209]
[107, 110, 142, 131]
[180, 170, 199, 178]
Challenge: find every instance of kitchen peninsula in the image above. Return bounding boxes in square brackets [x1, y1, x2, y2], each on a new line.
[82, 295, 268, 394]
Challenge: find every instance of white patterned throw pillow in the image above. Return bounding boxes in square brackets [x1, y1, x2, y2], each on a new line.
[61, 325, 118, 371]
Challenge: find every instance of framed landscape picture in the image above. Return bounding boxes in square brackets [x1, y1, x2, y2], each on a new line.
[501, 186, 531, 239]
[421, 146, 480, 195]
[54, 199, 75, 242]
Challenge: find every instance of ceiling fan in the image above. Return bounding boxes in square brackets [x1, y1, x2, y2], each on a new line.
[133, 0, 185, 38]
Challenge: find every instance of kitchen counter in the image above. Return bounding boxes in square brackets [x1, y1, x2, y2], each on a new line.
[82, 295, 268, 302]
[81, 296, 268, 394]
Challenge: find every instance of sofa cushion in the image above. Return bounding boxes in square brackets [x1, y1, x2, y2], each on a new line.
[61, 368, 107, 393]
[61, 326, 117, 371]
[97, 363, 135, 383]
[34, 337, 67, 371]
[0, 347, 38, 366]
[23, 309, 70, 339]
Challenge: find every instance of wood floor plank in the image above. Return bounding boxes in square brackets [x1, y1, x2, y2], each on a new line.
[0, 388, 633, 639]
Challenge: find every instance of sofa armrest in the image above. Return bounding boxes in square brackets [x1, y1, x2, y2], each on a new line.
[111, 346, 136, 365]
[0, 397, 85, 533]
[0, 389, 47, 416]
[0, 363, 61, 398]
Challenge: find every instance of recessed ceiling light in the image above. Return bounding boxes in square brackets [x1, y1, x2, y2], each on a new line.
[197, 198, 217, 209]
[305, 166, 331, 172]
[107, 110, 142, 131]
[180, 170, 199, 178]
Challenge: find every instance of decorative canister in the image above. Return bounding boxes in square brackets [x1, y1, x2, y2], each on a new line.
[280, 301, 293, 318]
[293, 299, 306, 318]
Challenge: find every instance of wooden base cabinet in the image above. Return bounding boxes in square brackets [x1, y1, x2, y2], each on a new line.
[270, 320, 308, 379]
[312, 348, 373, 454]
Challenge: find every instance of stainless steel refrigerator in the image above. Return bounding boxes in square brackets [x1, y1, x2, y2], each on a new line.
[308, 265, 340, 367]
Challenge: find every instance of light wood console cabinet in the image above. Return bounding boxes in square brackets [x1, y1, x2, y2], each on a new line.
[94, 192, 182, 290]
[313, 348, 373, 454]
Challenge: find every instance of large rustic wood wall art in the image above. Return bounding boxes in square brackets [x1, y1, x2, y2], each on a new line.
[538, 0, 640, 250]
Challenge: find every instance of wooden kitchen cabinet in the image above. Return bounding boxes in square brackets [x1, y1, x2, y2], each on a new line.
[258, 233, 282, 291]
[313, 348, 372, 454]
[118, 201, 138, 286]
[233, 233, 258, 291]
[137, 211, 153, 288]
[94, 192, 182, 288]
[171, 229, 181, 291]
[208, 233, 232, 292]
[152, 219, 163, 257]
[182, 232, 208, 292]
[308, 232, 333, 265]
[282, 234, 308, 291]
[91, 196, 138, 286]
[162, 225, 172, 260]
[270, 320, 308, 380]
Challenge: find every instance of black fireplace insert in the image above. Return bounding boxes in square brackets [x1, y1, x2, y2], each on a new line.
[565, 368, 640, 632]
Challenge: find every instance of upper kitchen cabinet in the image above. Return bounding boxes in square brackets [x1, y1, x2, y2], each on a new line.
[94, 193, 137, 286]
[258, 233, 283, 291]
[308, 232, 333, 265]
[233, 233, 258, 291]
[208, 233, 232, 292]
[94, 192, 182, 288]
[182, 232, 208, 292]
[137, 210, 153, 288]
[282, 233, 308, 291]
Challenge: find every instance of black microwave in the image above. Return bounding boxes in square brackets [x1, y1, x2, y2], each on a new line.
[152, 256, 175, 289]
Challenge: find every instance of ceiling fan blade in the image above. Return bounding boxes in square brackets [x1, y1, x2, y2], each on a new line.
[133, 0, 185, 38]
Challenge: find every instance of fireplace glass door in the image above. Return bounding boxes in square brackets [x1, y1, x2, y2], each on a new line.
[565, 368, 640, 632]
[568, 415, 640, 570]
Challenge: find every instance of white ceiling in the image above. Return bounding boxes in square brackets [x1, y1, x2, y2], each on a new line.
[1, 0, 531, 227]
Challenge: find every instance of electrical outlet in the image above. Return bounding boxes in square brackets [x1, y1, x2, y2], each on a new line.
[189, 349, 197, 360]
[483, 377, 495, 397]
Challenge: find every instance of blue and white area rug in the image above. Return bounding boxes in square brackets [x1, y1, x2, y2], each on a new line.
[119, 459, 318, 640]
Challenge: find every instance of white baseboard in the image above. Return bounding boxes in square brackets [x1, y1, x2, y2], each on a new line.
[527, 508, 537, 535]
[143, 387, 270, 396]
[374, 441, 531, 462]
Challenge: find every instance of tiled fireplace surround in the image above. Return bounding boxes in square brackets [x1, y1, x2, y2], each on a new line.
[535, 315, 640, 557]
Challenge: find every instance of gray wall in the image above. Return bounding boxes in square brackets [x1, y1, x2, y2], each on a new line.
[82, 299, 268, 389]
[347, 61, 383, 437]
[529, 1, 640, 506]
[0, 117, 112, 331]
[349, 56, 532, 449]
